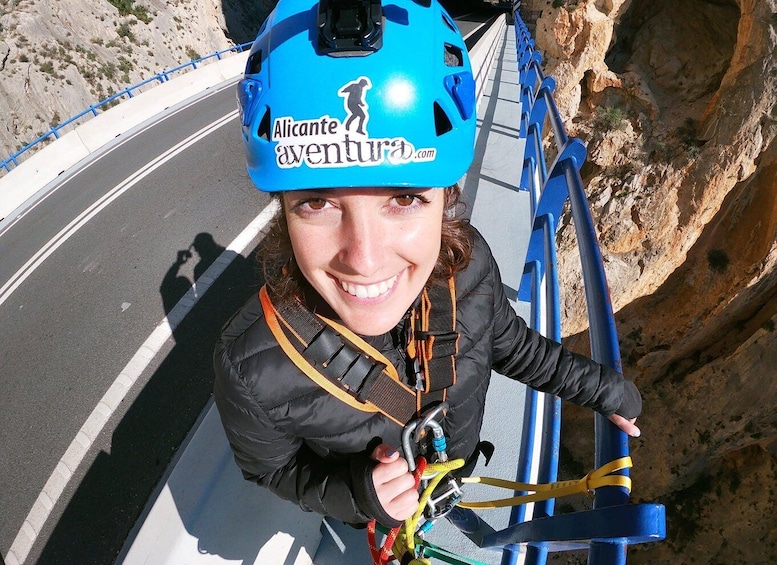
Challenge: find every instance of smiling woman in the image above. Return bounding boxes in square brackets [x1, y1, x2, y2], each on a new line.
[213, 0, 642, 544]
[283, 188, 445, 336]
[262, 185, 472, 335]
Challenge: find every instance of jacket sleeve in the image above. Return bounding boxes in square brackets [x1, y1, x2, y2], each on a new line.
[213, 341, 379, 525]
[488, 254, 625, 416]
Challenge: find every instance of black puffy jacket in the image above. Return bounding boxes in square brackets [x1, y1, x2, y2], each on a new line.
[213, 229, 627, 525]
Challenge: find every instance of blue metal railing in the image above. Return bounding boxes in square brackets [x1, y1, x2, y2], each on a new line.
[501, 8, 665, 564]
[441, 9, 664, 564]
[1, 42, 253, 175]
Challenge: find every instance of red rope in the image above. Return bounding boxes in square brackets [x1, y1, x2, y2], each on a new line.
[368, 457, 427, 565]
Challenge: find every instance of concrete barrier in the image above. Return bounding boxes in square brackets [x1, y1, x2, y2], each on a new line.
[471, 14, 508, 104]
[0, 51, 249, 226]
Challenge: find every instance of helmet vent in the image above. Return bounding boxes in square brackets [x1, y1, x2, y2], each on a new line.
[433, 102, 453, 136]
[444, 43, 463, 67]
[441, 13, 456, 32]
[246, 50, 262, 75]
[257, 108, 271, 141]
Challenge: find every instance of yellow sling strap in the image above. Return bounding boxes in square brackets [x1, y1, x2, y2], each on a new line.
[393, 456, 632, 560]
[456, 456, 633, 509]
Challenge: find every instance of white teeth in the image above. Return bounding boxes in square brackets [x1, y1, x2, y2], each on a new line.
[340, 274, 398, 299]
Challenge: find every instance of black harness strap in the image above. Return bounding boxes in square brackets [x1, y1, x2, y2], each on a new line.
[261, 278, 458, 426]
[271, 292, 418, 425]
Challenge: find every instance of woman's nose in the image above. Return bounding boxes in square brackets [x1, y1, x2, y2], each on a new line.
[338, 209, 384, 277]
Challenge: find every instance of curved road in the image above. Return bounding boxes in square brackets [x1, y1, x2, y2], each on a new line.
[0, 5, 505, 564]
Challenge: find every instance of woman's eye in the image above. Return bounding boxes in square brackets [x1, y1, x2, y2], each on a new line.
[305, 198, 328, 210]
[295, 198, 327, 210]
[394, 195, 418, 207]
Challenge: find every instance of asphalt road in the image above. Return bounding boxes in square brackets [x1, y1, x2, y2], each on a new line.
[0, 81, 270, 564]
[0, 5, 506, 564]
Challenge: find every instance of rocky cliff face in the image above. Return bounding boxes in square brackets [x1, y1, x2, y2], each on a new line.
[0, 0, 272, 160]
[522, 0, 777, 561]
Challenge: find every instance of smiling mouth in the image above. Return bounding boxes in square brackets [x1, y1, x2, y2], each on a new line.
[339, 274, 399, 299]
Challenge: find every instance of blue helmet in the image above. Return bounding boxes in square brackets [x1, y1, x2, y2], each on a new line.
[237, 0, 477, 192]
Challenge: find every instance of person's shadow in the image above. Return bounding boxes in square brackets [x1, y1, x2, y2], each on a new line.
[160, 232, 230, 317]
[35, 231, 267, 564]
[155, 232, 332, 563]
[151, 233, 373, 564]
[154, 232, 323, 563]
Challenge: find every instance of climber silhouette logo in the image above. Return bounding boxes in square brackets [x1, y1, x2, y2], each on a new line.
[338, 77, 372, 136]
[272, 76, 437, 170]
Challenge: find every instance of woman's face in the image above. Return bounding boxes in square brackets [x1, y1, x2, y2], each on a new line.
[283, 188, 444, 336]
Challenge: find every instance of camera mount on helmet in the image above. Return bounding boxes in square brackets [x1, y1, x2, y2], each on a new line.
[239, 0, 477, 192]
[317, 0, 384, 56]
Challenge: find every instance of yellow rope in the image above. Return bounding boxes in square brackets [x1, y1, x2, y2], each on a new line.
[399, 459, 466, 554]
[391, 456, 632, 562]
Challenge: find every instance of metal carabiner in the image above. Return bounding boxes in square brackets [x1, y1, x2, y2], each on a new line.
[401, 402, 451, 472]
[413, 402, 449, 463]
[412, 402, 449, 444]
[402, 420, 420, 472]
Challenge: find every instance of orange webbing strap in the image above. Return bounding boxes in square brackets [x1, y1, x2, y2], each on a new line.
[259, 286, 417, 427]
[407, 278, 458, 409]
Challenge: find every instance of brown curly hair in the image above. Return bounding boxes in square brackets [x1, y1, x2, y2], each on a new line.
[260, 184, 474, 301]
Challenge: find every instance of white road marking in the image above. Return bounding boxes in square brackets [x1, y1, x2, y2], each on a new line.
[0, 110, 237, 309]
[463, 25, 479, 40]
[0, 82, 237, 237]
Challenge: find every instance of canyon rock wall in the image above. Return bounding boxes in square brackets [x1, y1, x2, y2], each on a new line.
[522, 0, 777, 561]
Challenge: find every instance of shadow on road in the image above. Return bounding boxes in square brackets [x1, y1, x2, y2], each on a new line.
[35, 232, 262, 565]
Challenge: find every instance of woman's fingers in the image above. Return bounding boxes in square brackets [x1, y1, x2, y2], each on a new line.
[370, 444, 419, 521]
[608, 413, 641, 438]
[370, 443, 401, 464]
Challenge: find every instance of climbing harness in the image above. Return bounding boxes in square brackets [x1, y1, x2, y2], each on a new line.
[259, 278, 458, 426]
[260, 283, 633, 564]
[369, 406, 634, 565]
